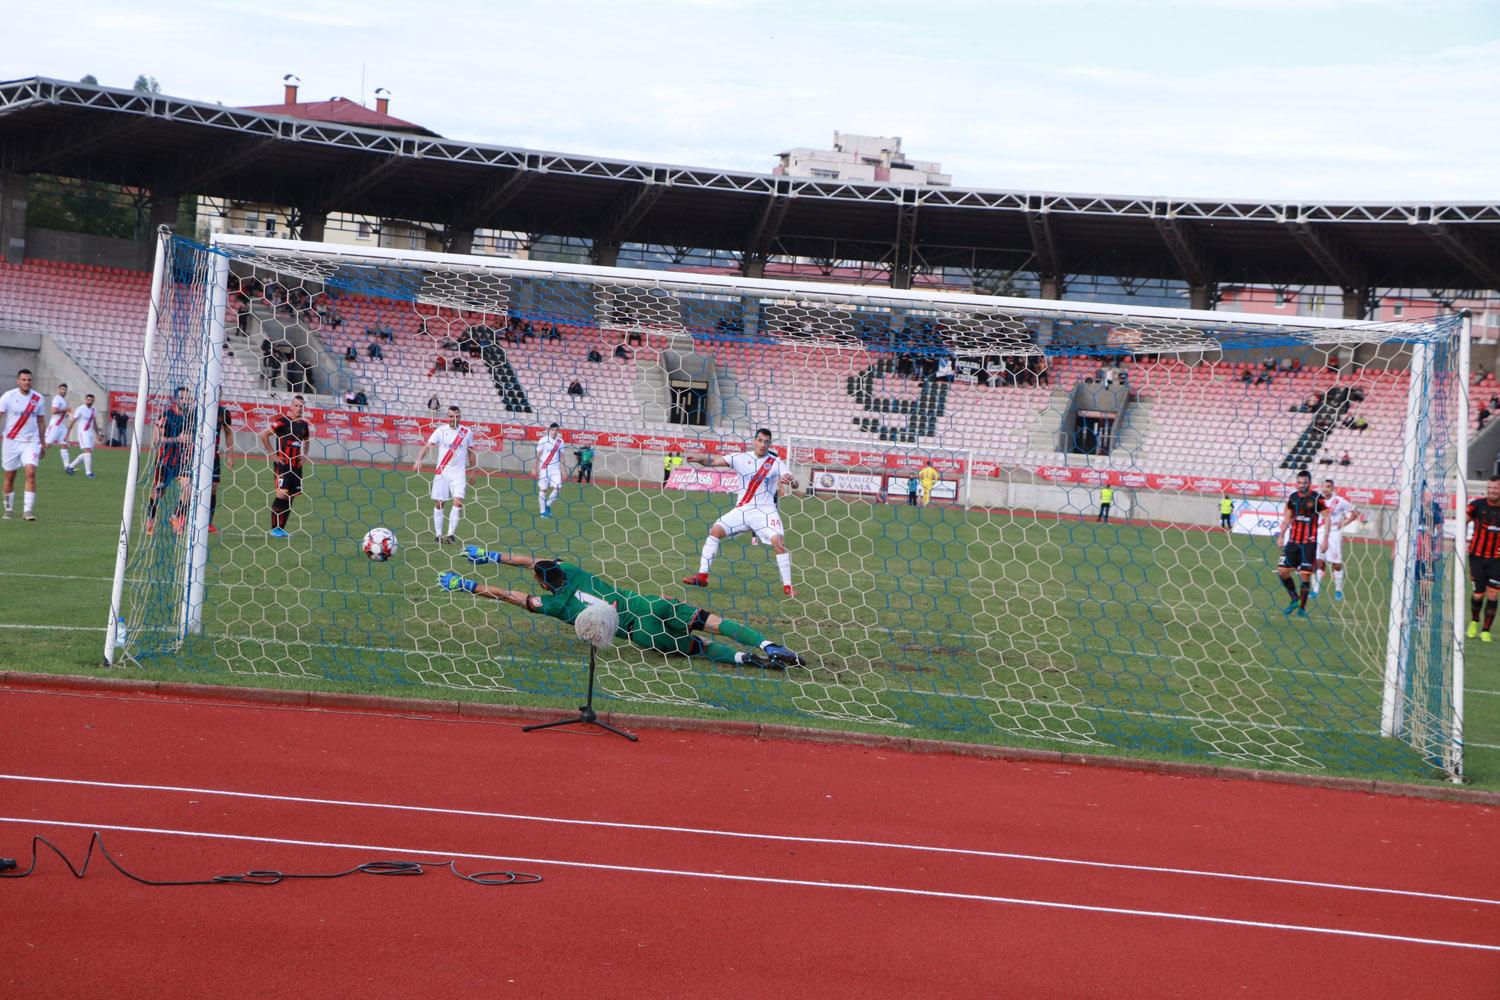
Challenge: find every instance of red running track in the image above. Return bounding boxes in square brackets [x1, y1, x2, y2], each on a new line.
[1, 684, 1497, 1000]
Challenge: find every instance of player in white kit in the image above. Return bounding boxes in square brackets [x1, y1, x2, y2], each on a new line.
[412, 405, 475, 544]
[535, 422, 565, 518]
[44, 383, 72, 472]
[64, 392, 98, 477]
[681, 427, 800, 597]
[2, 368, 48, 521]
[1312, 478, 1359, 600]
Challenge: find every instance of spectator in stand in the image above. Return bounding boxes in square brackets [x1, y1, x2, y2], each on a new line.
[1353, 415, 1369, 433]
[1481, 404, 1491, 430]
[429, 355, 447, 377]
[588, 347, 603, 363]
[567, 380, 585, 396]
[543, 323, 562, 342]
[615, 343, 632, 362]
[1339, 452, 1352, 466]
[451, 356, 470, 375]
[935, 356, 955, 382]
[261, 338, 278, 385]
[1240, 369, 1253, 384]
[344, 344, 359, 363]
[367, 339, 383, 361]
[427, 394, 440, 413]
[1290, 357, 1303, 372]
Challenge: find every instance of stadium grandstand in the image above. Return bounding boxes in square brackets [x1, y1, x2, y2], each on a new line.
[2, 75, 1498, 479]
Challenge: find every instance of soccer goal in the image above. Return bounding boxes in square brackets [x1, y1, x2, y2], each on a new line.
[105, 229, 1469, 780]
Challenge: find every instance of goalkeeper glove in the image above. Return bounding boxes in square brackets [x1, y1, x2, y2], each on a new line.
[438, 572, 477, 593]
[465, 545, 500, 564]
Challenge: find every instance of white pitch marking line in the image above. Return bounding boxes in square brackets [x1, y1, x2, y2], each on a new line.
[0, 624, 105, 632]
[1, 773, 1493, 908]
[0, 572, 114, 583]
[1, 817, 1495, 954]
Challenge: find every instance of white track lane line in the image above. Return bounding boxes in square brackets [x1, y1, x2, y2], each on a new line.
[2, 817, 1496, 954]
[2, 773, 1493, 907]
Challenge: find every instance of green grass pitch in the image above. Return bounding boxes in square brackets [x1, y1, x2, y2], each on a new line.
[2, 448, 1494, 788]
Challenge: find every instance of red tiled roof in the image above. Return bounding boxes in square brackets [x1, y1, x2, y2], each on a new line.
[239, 97, 440, 136]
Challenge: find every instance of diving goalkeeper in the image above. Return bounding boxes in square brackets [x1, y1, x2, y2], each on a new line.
[439, 548, 805, 671]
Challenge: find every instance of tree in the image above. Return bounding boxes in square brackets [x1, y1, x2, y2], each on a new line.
[79, 74, 98, 85]
[132, 75, 161, 94]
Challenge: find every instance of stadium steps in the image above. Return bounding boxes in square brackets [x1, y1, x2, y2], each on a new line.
[1280, 399, 1350, 470]
[1027, 390, 1075, 452]
[1110, 399, 1155, 460]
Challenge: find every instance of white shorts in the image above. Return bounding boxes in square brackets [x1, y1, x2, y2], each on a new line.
[45, 424, 68, 446]
[431, 471, 467, 502]
[77, 430, 95, 450]
[715, 504, 785, 545]
[2, 440, 41, 472]
[538, 469, 562, 490]
[1319, 532, 1344, 565]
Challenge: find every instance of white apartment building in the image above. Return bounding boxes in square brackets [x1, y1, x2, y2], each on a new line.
[774, 132, 951, 187]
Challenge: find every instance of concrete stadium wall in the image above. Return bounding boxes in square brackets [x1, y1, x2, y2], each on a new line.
[24, 228, 153, 271]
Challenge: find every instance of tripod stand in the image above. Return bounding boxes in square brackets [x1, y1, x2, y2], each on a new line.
[523, 644, 637, 742]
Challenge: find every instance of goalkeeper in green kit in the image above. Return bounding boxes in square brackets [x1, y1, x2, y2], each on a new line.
[439, 548, 804, 671]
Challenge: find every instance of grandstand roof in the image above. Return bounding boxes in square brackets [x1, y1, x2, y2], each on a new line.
[2, 76, 1498, 292]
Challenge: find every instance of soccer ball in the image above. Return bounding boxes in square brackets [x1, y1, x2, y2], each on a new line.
[362, 527, 397, 562]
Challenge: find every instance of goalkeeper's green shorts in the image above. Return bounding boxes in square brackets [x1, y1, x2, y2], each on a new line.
[619, 593, 707, 655]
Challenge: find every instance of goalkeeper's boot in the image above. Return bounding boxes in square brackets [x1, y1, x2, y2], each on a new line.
[1468, 621, 1480, 639]
[683, 572, 709, 588]
[763, 644, 804, 668]
[465, 545, 501, 564]
[740, 652, 782, 672]
[1484, 631, 1494, 644]
[438, 571, 476, 593]
[1282, 600, 1299, 616]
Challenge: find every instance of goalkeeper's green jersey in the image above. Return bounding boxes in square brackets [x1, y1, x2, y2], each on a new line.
[535, 562, 637, 625]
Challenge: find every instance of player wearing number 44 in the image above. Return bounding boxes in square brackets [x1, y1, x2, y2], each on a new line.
[412, 405, 473, 544]
[442, 549, 805, 670]
[680, 427, 800, 597]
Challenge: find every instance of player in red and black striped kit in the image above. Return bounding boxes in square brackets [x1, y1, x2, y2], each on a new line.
[258, 395, 311, 538]
[1276, 469, 1330, 617]
[1466, 476, 1500, 642]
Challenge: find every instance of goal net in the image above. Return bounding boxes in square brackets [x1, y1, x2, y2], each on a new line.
[106, 232, 1468, 780]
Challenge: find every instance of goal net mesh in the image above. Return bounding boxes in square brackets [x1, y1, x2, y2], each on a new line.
[110, 234, 1466, 780]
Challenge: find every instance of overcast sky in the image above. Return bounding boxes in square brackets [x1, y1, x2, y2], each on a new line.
[8, 0, 1498, 201]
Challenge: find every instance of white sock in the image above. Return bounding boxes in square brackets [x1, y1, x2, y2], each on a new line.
[60, 448, 70, 468]
[775, 552, 793, 587]
[1333, 568, 1344, 591]
[734, 651, 748, 664]
[547, 487, 560, 507]
[1311, 569, 1322, 592]
[433, 508, 444, 537]
[538, 487, 547, 511]
[23, 491, 35, 514]
[698, 535, 720, 575]
[3, 492, 11, 511]
[82, 453, 92, 475]
[448, 505, 461, 536]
